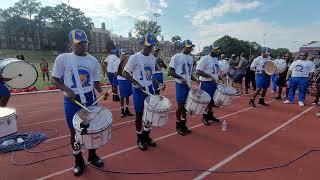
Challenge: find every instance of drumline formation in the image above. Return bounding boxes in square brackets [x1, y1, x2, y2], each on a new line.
[0, 29, 318, 176]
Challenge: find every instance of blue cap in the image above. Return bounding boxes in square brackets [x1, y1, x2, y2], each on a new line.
[181, 40, 195, 48]
[262, 47, 271, 54]
[68, 29, 88, 44]
[140, 33, 156, 46]
[111, 48, 120, 56]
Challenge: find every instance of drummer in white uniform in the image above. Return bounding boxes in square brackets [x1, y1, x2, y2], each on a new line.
[249, 47, 272, 107]
[168, 40, 200, 136]
[105, 49, 120, 101]
[0, 76, 12, 107]
[51, 29, 108, 176]
[114, 49, 134, 117]
[123, 33, 159, 151]
[196, 44, 220, 125]
[284, 52, 315, 106]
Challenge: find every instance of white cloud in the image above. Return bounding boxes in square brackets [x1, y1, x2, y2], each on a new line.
[193, 19, 320, 52]
[191, 0, 261, 26]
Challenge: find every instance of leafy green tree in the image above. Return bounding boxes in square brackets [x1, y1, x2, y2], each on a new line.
[134, 20, 161, 38]
[8, 0, 42, 20]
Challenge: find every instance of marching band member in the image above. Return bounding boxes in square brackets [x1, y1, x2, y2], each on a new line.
[233, 53, 248, 95]
[284, 52, 315, 106]
[274, 53, 292, 100]
[249, 47, 272, 107]
[153, 46, 167, 95]
[114, 49, 134, 117]
[123, 33, 158, 151]
[245, 55, 256, 94]
[271, 56, 281, 94]
[196, 44, 220, 125]
[106, 49, 120, 101]
[0, 75, 12, 107]
[168, 40, 199, 136]
[51, 29, 108, 176]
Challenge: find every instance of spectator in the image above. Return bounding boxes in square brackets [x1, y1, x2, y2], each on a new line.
[40, 58, 50, 81]
[233, 53, 248, 95]
[245, 55, 256, 94]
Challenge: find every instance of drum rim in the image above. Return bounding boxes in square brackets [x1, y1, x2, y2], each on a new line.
[188, 88, 211, 103]
[0, 107, 16, 119]
[73, 107, 113, 134]
[217, 84, 237, 95]
[1, 61, 38, 89]
[264, 61, 276, 75]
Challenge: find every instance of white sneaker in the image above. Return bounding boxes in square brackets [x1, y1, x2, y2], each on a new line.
[271, 91, 275, 94]
[298, 101, 304, 107]
[316, 113, 320, 117]
[283, 100, 293, 104]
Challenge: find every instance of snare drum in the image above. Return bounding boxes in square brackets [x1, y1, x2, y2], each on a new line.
[213, 84, 236, 106]
[0, 58, 38, 89]
[185, 88, 211, 115]
[142, 95, 172, 127]
[0, 107, 17, 138]
[73, 106, 112, 149]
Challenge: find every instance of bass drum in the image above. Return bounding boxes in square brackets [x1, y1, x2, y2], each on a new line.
[0, 58, 38, 89]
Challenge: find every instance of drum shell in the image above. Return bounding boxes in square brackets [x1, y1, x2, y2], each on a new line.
[185, 89, 211, 115]
[142, 96, 171, 127]
[213, 84, 236, 106]
[0, 108, 17, 138]
[73, 106, 112, 149]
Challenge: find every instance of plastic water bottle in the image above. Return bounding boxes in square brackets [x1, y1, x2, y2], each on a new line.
[222, 120, 227, 131]
[17, 138, 25, 143]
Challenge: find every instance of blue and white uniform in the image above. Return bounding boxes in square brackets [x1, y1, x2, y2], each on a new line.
[52, 53, 100, 128]
[115, 58, 132, 98]
[123, 52, 156, 112]
[169, 53, 193, 104]
[153, 59, 164, 91]
[250, 56, 271, 89]
[287, 60, 315, 102]
[105, 54, 119, 86]
[196, 55, 219, 98]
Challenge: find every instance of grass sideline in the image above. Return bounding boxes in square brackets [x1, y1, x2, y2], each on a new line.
[0, 49, 172, 90]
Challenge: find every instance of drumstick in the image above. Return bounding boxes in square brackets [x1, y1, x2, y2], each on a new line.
[73, 99, 91, 112]
[91, 89, 112, 106]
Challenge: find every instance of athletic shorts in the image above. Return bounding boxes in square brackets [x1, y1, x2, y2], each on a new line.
[255, 73, 271, 89]
[0, 82, 10, 96]
[118, 79, 132, 98]
[107, 72, 117, 86]
[200, 81, 217, 99]
[175, 82, 190, 104]
[132, 85, 154, 113]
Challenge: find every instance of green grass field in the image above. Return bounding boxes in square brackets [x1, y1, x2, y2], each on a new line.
[0, 49, 171, 90]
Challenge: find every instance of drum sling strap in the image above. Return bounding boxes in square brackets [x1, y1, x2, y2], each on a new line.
[70, 54, 87, 104]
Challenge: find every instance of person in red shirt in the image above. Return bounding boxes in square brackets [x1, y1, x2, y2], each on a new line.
[40, 58, 49, 81]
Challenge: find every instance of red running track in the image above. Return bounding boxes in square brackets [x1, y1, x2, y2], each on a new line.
[0, 81, 319, 180]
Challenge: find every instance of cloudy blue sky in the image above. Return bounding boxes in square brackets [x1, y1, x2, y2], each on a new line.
[1, 0, 319, 52]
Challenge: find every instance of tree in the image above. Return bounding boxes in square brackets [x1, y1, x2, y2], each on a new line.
[171, 35, 181, 43]
[134, 20, 161, 37]
[9, 0, 42, 20]
[37, 3, 94, 51]
[271, 48, 290, 58]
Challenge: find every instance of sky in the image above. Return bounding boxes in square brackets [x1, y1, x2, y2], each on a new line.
[1, 0, 320, 52]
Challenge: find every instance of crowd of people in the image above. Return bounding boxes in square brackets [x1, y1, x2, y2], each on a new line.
[0, 29, 319, 176]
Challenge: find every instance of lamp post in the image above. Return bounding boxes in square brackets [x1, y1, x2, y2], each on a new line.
[154, 13, 161, 24]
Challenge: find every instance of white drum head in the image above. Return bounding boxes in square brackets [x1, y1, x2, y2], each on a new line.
[0, 108, 16, 118]
[145, 95, 171, 112]
[189, 88, 211, 103]
[264, 61, 276, 75]
[73, 106, 112, 134]
[217, 84, 237, 95]
[1, 59, 38, 89]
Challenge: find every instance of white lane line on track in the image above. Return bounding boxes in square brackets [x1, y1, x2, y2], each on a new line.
[36, 99, 275, 180]
[193, 105, 315, 180]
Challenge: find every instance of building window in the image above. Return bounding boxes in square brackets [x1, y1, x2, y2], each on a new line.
[37, 45, 40, 49]
[28, 37, 32, 42]
[0, 34, 5, 40]
[2, 42, 6, 48]
[20, 37, 24, 41]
